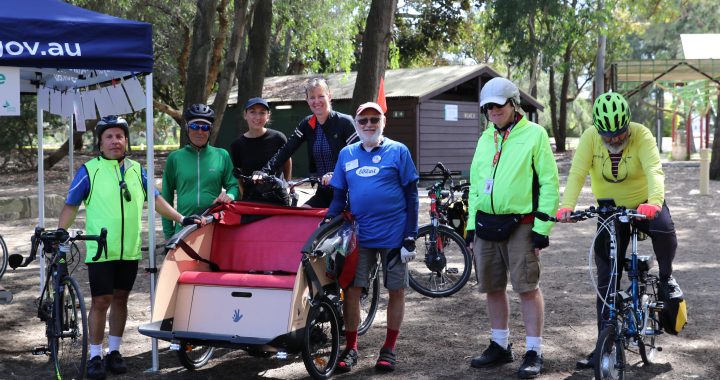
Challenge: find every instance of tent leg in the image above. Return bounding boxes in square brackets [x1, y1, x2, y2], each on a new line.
[144, 73, 160, 373]
[37, 99, 45, 297]
[69, 115, 74, 180]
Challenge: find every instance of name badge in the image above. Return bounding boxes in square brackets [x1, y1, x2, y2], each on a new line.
[484, 179, 493, 194]
[345, 159, 359, 171]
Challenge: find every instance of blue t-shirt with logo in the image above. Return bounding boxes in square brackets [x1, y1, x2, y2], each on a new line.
[330, 138, 419, 248]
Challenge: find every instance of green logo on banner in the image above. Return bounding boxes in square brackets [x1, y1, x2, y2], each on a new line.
[0, 73, 6, 85]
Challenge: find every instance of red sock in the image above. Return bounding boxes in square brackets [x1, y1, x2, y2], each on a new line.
[345, 330, 358, 350]
[383, 328, 400, 351]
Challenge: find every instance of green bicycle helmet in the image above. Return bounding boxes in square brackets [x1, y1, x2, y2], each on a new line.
[593, 91, 630, 136]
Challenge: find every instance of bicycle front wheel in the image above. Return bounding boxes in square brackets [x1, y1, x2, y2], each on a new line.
[50, 276, 88, 380]
[357, 270, 379, 336]
[408, 224, 471, 297]
[594, 324, 625, 380]
[177, 342, 215, 370]
[638, 293, 660, 364]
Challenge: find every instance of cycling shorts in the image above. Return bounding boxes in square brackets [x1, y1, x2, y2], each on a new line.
[87, 260, 139, 297]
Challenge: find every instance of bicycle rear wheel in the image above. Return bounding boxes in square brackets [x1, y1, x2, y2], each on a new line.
[301, 298, 340, 380]
[357, 270, 380, 336]
[594, 324, 625, 380]
[408, 225, 471, 297]
[50, 276, 88, 380]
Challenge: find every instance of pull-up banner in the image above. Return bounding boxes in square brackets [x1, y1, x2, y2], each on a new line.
[0, 66, 20, 116]
[0, 0, 153, 72]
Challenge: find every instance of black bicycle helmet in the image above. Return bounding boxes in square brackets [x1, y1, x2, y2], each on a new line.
[184, 103, 215, 124]
[96, 116, 129, 146]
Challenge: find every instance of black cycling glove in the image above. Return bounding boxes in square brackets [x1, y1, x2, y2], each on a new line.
[181, 215, 202, 226]
[531, 231, 549, 250]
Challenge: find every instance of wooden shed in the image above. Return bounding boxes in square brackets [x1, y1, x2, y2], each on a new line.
[215, 64, 544, 176]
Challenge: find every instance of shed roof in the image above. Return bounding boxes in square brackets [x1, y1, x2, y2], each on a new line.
[220, 64, 544, 111]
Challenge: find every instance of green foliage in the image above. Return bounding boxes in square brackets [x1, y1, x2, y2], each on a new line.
[395, 0, 472, 67]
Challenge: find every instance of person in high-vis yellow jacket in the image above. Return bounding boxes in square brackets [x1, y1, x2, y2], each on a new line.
[57, 116, 202, 379]
[466, 77, 559, 379]
[556, 92, 683, 370]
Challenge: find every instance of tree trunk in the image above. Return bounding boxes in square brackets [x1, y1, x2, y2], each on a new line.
[351, 0, 398, 112]
[209, 0, 250, 145]
[205, 0, 231, 98]
[233, 0, 272, 137]
[527, 13, 539, 98]
[594, 0, 606, 98]
[556, 43, 573, 153]
[44, 130, 85, 170]
[181, 0, 218, 146]
[548, 66, 559, 150]
[710, 96, 720, 179]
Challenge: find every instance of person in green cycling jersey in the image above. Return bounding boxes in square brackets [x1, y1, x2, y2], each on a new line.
[555, 91, 683, 370]
[161, 104, 238, 239]
[465, 77, 559, 379]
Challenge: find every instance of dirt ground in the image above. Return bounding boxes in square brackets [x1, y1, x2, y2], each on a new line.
[1, 154, 719, 379]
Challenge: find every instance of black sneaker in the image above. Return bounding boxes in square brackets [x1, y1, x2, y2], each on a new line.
[87, 355, 106, 380]
[470, 340, 514, 368]
[576, 352, 594, 369]
[104, 350, 128, 374]
[660, 276, 683, 299]
[517, 350, 543, 379]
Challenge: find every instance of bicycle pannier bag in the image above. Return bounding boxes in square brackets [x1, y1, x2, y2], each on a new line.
[658, 285, 687, 335]
[474, 211, 522, 242]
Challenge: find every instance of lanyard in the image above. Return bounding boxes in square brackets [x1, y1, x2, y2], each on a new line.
[492, 125, 514, 167]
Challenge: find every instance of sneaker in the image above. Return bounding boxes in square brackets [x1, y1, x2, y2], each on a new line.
[517, 350, 543, 379]
[470, 340, 514, 368]
[104, 350, 128, 374]
[335, 348, 358, 373]
[660, 276, 683, 299]
[86, 355, 106, 380]
[576, 352, 594, 369]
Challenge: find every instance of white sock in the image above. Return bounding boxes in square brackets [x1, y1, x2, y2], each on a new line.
[108, 335, 122, 353]
[89, 344, 103, 359]
[491, 328, 510, 349]
[526, 336, 542, 355]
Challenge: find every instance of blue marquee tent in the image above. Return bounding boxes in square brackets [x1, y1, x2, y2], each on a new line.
[0, 0, 162, 370]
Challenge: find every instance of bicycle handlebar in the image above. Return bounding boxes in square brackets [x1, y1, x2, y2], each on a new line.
[13, 227, 108, 268]
[288, 177, 321, 190]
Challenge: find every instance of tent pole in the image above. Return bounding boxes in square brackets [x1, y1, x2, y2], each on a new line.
[37, 98, 45, 297]
[145, 73, 160, 372]
[69, 115, 74, 180]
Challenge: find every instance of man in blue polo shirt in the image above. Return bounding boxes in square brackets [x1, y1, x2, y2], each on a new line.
[325, 102, 419, 373]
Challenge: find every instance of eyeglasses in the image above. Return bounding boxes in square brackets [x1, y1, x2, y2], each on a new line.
[188, 123, 212, 131]
[481, 100, 510, 113]
[356, 117, 381, 125]
[601, 156, 628, 183]
[119, 180, 132, 202]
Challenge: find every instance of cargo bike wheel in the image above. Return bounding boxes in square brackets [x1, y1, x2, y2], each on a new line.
[302, 298, 340, 380]
[176, 342, 215, 370]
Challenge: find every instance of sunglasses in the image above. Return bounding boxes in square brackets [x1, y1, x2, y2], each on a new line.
[188, 123, 212, 131]
[119, 180, 132, 202]
[481, 100, 510, 113]
[356, 117, 382, 126]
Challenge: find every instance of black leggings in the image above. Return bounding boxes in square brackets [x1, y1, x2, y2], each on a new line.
[593, 202, 677, 330]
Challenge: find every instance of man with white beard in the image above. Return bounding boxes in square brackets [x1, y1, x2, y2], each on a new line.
[556, 91, 683, 370]
[323, 102, 419, 373]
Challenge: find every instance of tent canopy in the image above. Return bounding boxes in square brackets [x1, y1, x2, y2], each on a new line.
[0, 0, 153, 91]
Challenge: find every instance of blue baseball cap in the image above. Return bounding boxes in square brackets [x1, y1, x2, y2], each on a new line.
[244, 97, 270, 110]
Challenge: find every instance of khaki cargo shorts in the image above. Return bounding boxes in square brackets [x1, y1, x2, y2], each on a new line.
[473, 224, 540, 294]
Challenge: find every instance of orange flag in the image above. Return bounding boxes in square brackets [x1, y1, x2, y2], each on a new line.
[376, 77, 387, 113]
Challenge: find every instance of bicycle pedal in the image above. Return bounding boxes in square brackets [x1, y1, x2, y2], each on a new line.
[32, 346, 48, 355]
[446, 268, 459, 274]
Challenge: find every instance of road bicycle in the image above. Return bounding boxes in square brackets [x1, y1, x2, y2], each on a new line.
[9, 227, 107, 380]
[548, 199, 664, 380]
[287, 176, 321, 207]
[408, 162, 472, 297]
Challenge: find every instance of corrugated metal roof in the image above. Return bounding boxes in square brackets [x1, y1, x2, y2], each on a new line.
[219, 64, 544, 111]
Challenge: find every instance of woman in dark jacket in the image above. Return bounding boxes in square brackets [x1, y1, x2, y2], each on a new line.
[260, 78, 357, 207]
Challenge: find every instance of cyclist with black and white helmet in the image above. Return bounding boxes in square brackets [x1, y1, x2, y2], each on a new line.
[57, 115, 201, 379]
[161, 104, 238, 239]
[556, 91, 683, 370]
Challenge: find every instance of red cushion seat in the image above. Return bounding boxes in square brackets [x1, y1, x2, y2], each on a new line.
[178, 271, 296, 289]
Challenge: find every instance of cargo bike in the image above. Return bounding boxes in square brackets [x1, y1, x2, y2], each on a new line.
[139, 201, 380, 379]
